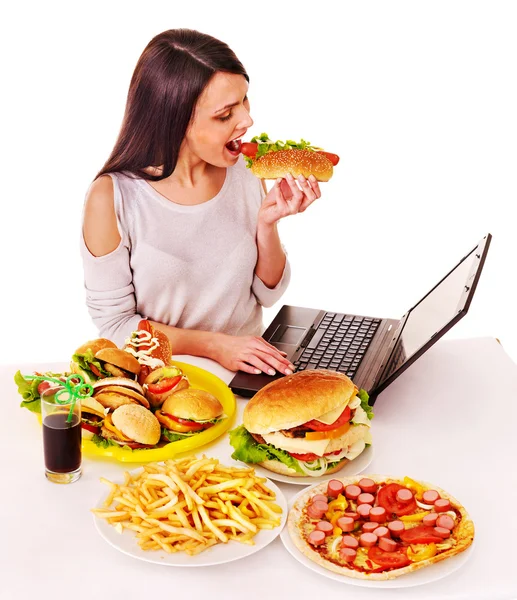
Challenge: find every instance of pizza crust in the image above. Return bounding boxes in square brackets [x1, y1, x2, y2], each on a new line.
[287, 474, 475, 581]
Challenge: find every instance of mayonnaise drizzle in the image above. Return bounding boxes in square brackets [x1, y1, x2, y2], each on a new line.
[124, 330, 165, 368]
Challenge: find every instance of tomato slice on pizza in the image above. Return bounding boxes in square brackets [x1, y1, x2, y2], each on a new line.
[287, 475, 475, 580]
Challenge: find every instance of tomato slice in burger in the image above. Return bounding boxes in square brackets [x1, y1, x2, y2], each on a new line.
[304, 406, 351, 432]
[289, 452, 320, 462]
[90, 364, 102, 378]
[306, 422, 350, 441]
[147, 375, 182, 395]
[377, 483, 417, 516]
[81, 423, 100, 435]
[368, 546, 411, 569]
[399, 525, 444, 544]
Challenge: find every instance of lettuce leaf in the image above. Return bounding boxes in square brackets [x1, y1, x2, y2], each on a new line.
[358, 389, 374, 420]
[244, 132, 321, 168]
[161, 428, 199, 443]
[71, 349, 110, 377]
[91, 434, 121, 449]
[229, 425, 303, 474]
[14, 370, 65, 414]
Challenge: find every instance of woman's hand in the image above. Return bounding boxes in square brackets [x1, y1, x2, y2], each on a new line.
[212, 333, 295, 376]
[258, 173, 322, 227]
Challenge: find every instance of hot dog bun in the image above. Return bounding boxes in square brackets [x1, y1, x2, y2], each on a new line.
[250, 149, 333, 182]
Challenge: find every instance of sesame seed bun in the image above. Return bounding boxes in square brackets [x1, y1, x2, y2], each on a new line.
[250, 149, 333, 181]
[111, 404, 161, 445]
[73, 338, 117, 356]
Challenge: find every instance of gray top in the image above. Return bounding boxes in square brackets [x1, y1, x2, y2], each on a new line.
[80, 158, 291, 347]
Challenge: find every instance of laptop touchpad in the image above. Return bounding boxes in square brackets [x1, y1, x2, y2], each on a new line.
[270, 325, 307, 345]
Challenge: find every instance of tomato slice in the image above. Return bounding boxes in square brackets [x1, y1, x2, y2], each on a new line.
[37, 381, 52, 395]
[368, 546, 411, 569]
[147, 375, 181, 395]
[162, 412, 206, 432]
[90, 364, 102, 378]
[81, 423, 100, 434]
[399, 525, 444, 544]
[306, 422, 350, 440]
[241, 142, 258, 158]
[289, 452, 320, 461]
[304, 406, 351, 431]
[377, 483, 417, 516]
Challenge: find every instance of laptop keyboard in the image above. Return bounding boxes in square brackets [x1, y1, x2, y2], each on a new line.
[292, 313, 381, 379]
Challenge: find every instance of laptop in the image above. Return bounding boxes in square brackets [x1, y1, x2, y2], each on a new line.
[230, 233, 491, 403]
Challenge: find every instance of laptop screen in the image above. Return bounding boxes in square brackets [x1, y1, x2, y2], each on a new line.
[377, 235, 490, 387]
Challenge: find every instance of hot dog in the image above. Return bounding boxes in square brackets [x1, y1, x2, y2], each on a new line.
[240, 133, 339, 182]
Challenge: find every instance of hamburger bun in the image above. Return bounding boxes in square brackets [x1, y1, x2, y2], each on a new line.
[244, 369, 357, 434]
[250, 149, 333, 182]
[94, 348, 141, 376]
[162, 388, 223, 421]
[73, 338, 117, 356]
[111, 404, 161, 445]
[257, 458, 348, 478]
[93, 378, 150, 409]
[81, 396, 106, 418]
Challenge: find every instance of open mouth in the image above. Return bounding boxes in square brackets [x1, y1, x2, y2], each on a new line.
[225, 138, 242, 154]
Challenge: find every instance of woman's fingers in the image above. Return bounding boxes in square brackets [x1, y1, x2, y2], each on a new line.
[253, 338, 294, 369]
[254, 350, 295, 375]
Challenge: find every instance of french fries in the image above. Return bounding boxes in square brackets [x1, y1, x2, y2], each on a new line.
[92, 456, 283, 556]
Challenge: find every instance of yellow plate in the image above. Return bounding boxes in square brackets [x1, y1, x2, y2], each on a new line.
[83, 361, 236, 463]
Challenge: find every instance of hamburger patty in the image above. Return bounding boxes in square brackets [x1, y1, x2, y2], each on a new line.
[250, 432, 266, 445]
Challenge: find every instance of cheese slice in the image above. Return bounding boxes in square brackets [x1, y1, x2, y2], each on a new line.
[262, 432, 331, 456]
[315, 403, 348, 425]
[351, 405, 371, 427]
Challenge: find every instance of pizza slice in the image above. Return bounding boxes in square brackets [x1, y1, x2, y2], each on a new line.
[287, 475, 474, 580]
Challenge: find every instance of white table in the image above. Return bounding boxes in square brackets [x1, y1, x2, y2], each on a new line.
[2, 337, 517, 600]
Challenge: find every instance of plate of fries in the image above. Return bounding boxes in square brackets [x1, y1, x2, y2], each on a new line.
[92, 455, 287, 566]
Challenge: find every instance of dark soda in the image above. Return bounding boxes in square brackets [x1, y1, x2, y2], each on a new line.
[43, 412, 82, 473]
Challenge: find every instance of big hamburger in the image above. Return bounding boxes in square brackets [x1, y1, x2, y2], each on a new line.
[229, 370, 373, 478]
[155, 389, 225, 442]
[92, 377, 150, 410]
[70, 339, 141, 383]
[100, 403, 161, 449]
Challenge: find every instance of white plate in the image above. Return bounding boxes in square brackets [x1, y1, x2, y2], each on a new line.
[252, 445, 374, 486]
[280, 483, 474, 588]
[93, 472, 288, 567]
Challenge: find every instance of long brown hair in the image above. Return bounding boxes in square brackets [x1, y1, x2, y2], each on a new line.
[96, 29, 248, 181]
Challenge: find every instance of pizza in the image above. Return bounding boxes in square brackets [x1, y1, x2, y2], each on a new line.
[287, 474, 474, 580]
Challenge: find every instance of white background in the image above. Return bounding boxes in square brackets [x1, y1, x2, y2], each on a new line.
[1, 0, 516, 365]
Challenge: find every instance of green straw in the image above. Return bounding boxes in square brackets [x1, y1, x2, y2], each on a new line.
[25, 373, 93, 423]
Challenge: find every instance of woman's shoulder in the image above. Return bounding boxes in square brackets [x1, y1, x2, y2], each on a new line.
[83, 175, 121, 257]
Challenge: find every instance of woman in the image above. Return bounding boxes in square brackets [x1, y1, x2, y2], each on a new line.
[81, 29, 322, 377]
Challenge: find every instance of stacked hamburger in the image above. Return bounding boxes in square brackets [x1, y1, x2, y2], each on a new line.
[230, 370, 373, 477]
[69, 321, 224, 449]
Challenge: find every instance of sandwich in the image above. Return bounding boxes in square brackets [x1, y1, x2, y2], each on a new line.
[99, 403, 161, 449]
[239, 133, 339, 182]
[70, 339, 141, 383]
[92, 377, 151, 410]
[142, 366, 190, 408]
[155, 388, 225, 442]
[123, 319, 173, 385]
[229, 369, 373, 478]
[80, 396, 106, 440]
